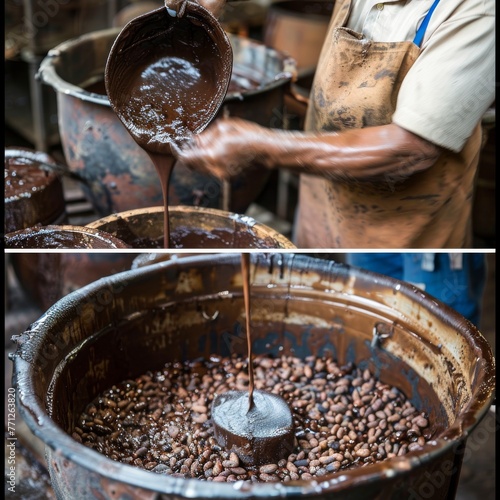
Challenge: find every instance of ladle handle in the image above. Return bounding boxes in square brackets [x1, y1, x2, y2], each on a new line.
[165, 0, 245, 18]
[165, 0, 188, 18]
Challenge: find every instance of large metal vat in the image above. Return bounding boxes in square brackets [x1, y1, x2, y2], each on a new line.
[11, 254, 495, 499]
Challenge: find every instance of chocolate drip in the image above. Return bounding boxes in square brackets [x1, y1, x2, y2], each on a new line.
[211, 253, 295, 465]
[241, 253, 255, 411]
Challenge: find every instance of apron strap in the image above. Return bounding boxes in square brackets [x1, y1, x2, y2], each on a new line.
[413, 0, 441, 48]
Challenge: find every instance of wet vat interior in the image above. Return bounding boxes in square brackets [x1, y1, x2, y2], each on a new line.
[38, 255, 485, 444]
[12, 254, 495, 498]
[50, 292, 448, 437]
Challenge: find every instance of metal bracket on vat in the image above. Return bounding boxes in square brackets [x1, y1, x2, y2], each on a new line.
[371, 322, 394, 349]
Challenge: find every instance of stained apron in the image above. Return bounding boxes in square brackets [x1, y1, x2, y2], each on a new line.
[295, 0, 482, 248]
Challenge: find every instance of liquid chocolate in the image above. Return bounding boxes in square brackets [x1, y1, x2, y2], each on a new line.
[241, 253, 255, 410]
[211, 389, 295, 467]
[5, 150, 57, 199]
[5, 148, 67, 234]
[114, 50, 201, 247]
[84, 68, 259, 98]
[169, 227, 277, 249]
[148, 152, 176, 249]
[211, 253, 295, 466]
[105, 6, 231, 249]
[4, 226, 127, 249]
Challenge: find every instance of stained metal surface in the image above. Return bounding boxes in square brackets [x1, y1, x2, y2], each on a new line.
[86, 206, 296, 249]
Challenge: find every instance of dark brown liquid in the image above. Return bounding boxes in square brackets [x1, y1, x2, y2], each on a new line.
[119, 53, 205, 249]
[105, 2, 233, 249]
[211, 254, 295, 466]
[123, 56, 212, 149]
[84, 68, 259, 98]
[5, 149, 56, 198]
[148, 152, 176, 249]
[211, 389, 295, 466]
[107, 14, 226, 156]
[170, 227, 277, 249]
[4, 227, 124, 249]
[100, 4, 257, 251]
[96, 224, 280, 249]
[241, 253, 255, 410]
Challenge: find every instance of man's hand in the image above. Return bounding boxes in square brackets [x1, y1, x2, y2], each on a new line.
[164, 0, 227, 18]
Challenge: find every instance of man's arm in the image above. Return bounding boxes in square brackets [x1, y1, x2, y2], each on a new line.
[177, 118, 443, 182]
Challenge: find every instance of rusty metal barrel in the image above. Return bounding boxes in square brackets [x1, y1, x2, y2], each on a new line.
[86, 206, 296, 249]
[11, 254, 495, 499]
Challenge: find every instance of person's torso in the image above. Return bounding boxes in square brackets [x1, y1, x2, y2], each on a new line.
[295, 0, 481, 249]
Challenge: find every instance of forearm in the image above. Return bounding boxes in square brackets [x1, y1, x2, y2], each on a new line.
[258, 124, 442, 181]
[178, 119, 442, 181]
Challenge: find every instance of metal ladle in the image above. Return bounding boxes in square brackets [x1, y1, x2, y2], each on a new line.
[105, 2, 232, 248]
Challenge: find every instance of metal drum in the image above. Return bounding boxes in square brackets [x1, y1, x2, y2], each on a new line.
[11, 254, 495, 499]
[37, 28, 295, 216]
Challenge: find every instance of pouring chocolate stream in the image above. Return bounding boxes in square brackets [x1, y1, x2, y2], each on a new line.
[105, 2, 232, 248]
[211, 254, 295, 466]
[241, 252, 255, 411]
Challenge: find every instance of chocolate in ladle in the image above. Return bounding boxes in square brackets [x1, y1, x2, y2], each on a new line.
[212, 254, 295, 466]
[105, 4, 232, 248]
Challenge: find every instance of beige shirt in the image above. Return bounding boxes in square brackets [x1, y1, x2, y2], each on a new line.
[347, 0, 495, 152]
